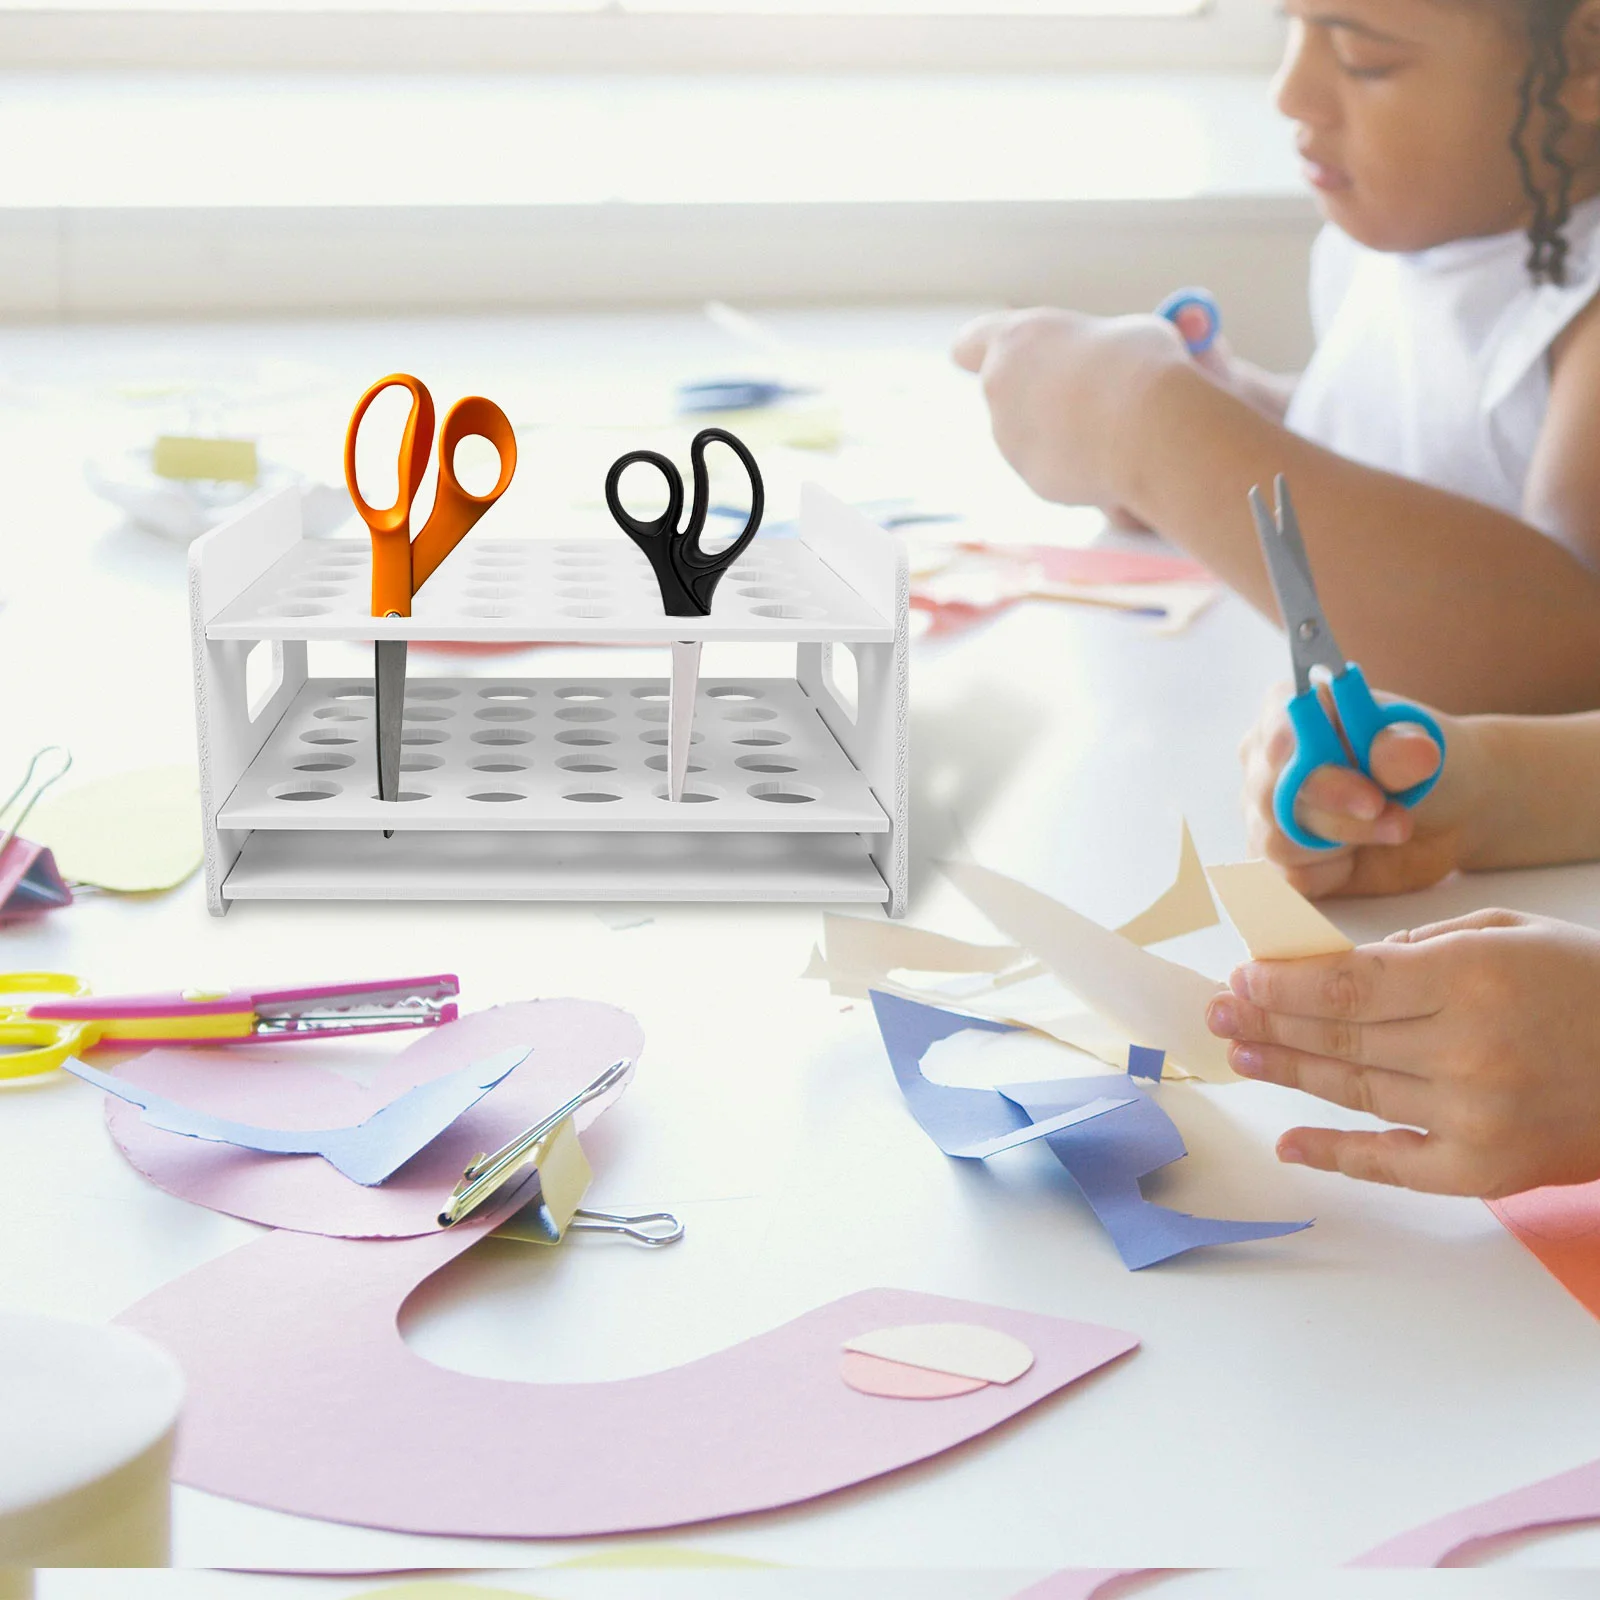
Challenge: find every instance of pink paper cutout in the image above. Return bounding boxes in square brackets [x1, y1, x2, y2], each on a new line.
[839, 1350, 988, 1400]
[1021, 546, 1210, 587]
[1487, 1181, 1600, 1323]
[1010, 1571, 1170, 1600]
[118, 1221, 1139, 1538]
[103, 1001, 642, 1237]
[1351, 1456, 1600, 1568]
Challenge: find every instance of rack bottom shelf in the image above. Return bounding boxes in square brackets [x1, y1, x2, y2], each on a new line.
[221, 829, 890, 905]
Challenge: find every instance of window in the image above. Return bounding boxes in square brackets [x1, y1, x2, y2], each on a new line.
[0, 0, 1281, 72]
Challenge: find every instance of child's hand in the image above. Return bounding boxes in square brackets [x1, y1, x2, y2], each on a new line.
[1239, 687, 1482, 899]
[951, 308, 1189, 511]
[1206, 912, 1600, 1198]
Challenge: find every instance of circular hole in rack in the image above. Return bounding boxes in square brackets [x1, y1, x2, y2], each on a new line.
[475, 540, 527, 553]
[464, 604, 512, 619]
[466, 585, 519, 602]
[561, 604, 615, 619]
[470, 755, 528, 773]
[751, 603, 826, 621]
[556, 730, 617, 747]
[652, 783, 722, 804]
[471, 729, 534, 747]
[467, 788, 527, 803]
[270, 779, 340, 802]
[302, 730, 358, 747]
[707, 687, 762, 701]
[475, 705, 536, 723]
[403, 705, 452, 722]
[723, 705, 779, 723]
[561, 787, 623, 804]
[644, 753, 706, 775]
[401, 729, 449, 746]
[556, 686, 611, 701]
[401, 753, 445, 773]
[555, 705, 614, 723]
[738, 587, 806, 602]
[557, 754, 618, 774]
[478, 686, 535, 701]
[558, 586, 613, 602]
[735, 753, 798, 774]
[293, 752, 355, 773]
[555, 543, 601, 555]
[630, 686, 669, 701]
[640, 730, 704, 747]
[748, 780, 820, 804]
[473, 554, 525, 569]
[371, 790, 430, 803]
[267, 602, 332, 619]
[329, 685, 375, 701]
[314, 706, 366, 722]
[290, 584, 344, 600]
[637, 705, 670, 723]
[406, 684, 458, 701]
[732, 730, 791, 748]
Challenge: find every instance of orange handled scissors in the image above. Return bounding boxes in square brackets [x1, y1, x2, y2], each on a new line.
[343, 374, 518, 820]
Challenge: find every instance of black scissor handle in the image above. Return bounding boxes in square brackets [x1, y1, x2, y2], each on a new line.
[604, 427, 764, 618]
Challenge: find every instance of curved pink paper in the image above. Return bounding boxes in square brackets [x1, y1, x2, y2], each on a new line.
[103, 1001, 642, 1237]
[838, 1350, 988, 1399]
[117, 1222, 1140, 1537]
[1011, 1573, 1172, 1600]
[1351, 1455, 1600, 1568]
[1494, 1181, 1600, 1242]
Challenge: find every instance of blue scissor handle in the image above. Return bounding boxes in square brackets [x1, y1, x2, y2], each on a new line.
[1273, 664, 1447, 852]
[1156, 288, 1222, 356]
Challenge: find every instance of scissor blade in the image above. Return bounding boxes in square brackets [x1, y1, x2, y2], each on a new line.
[374, 638, 407, 837]
[668, 640, 702, 802]
[1249, 479, 1341, 696]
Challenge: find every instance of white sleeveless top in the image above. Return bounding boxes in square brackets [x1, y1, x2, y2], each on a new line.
[1285, 197, 1600, 532]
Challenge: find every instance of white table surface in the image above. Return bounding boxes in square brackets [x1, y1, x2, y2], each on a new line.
[3, 307, 1600, 1591]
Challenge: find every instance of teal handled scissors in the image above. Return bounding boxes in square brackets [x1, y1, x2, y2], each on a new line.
[1250, 475, 1446, 852]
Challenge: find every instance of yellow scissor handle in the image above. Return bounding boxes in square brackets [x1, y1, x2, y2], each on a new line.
[0, 973, 96, 1081]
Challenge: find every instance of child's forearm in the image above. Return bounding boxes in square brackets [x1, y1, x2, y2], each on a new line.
[1120, 366, 1600, 715]
[1463, 714, 1600, 869]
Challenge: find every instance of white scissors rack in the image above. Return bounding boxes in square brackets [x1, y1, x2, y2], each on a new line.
[188, 485, 909, 915]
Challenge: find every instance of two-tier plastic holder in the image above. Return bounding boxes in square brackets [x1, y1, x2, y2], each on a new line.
[188, 484, 908, 915]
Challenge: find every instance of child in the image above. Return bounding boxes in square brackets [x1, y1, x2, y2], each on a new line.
[954, 0, 1600, 715]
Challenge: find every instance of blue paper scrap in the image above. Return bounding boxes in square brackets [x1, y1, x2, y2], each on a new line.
[64, 1046, 530, 1186]
[1128, 1045, 1166, 1082]
[869, 990, 1311, 1270]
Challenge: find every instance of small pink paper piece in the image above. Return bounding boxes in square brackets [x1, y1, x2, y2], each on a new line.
[1488, 1181, 1600, 1324]
[839, 1350, 987, 1400]
[101, 1000, 642, 1238]
[1352, 1455, 1600, 1568]
[0, 836, 71, 921]
[118, 1222, 1139, 1538]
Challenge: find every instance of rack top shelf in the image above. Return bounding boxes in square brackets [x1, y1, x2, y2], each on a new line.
[205, 535, 894, 644]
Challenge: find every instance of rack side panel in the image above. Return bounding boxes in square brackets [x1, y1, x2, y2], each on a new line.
[189, 488, 312, 915]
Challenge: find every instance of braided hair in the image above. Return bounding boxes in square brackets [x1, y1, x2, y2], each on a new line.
[1511, 0, 1583, 283]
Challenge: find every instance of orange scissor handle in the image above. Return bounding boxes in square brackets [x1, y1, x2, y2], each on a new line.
[343, 375, 517, 619]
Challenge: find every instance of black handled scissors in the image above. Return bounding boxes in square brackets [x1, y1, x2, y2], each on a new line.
[604, 427, 765, 617]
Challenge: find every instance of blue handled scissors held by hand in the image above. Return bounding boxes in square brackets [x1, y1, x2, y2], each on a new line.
[1250, 475, 1446, 853]
[605, 426, 764, 618]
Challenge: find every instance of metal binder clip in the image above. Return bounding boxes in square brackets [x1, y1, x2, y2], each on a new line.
[439, 1057, 634, 1228]
[566, 1209, 684, 1247]
[0, 747, 72, 863]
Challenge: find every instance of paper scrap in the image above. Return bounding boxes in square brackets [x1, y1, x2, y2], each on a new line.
[1205, 860, 1354, 961]
[840, 1349, 987, 1399]
[871, 990, 1311, 1270]
[1127, 1046, 1165, 1082]
[12, 766, 202, 893]
[843, 1323, 1034, 1385]
[1114, 821, 1219, 947]
[943, 859, 1236, 1083]
[152, 435, 259, 483]
[1488, 1180, 1600, 1323]
[1352, 1453, 1600, 1568]
[118, 1221, 1140, 1536]
[66, 1048, 528, 1186]
[102, 1000, 643, 1237]
[1011, 1573, 1164, 1600]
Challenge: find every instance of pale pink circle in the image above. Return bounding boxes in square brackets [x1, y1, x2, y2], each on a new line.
[838, 1350, 988, 1400]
